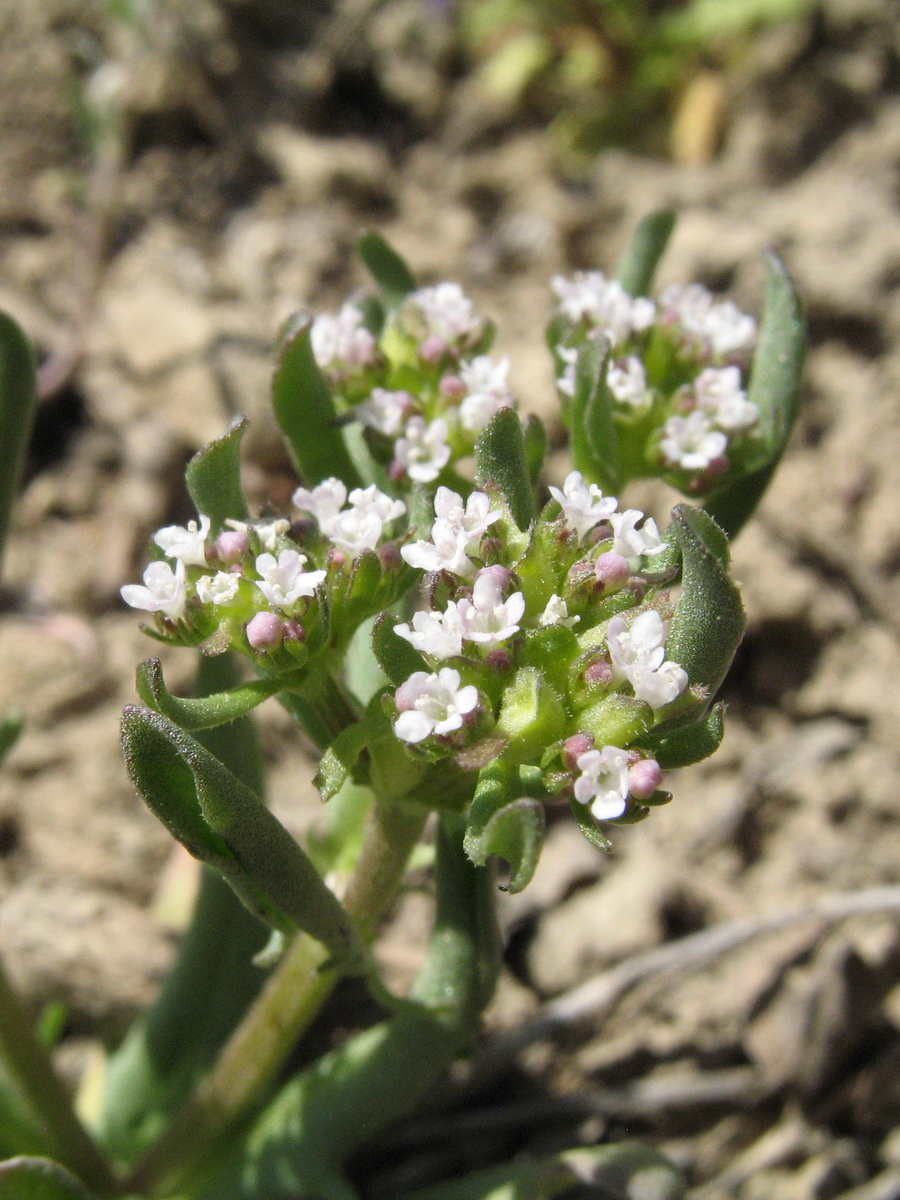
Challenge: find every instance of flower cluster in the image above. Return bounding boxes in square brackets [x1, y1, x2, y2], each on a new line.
[384, 473, 695, 825]
[551, 270, 759, 493]
[311, 283, 516, 487]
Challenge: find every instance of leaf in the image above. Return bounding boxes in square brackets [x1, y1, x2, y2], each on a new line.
[616, 210, 676, 298]
[521, 414, 547, 487]
[570, 338, 621, 492]
[121, 707, 361, 964]
[665, 506, 745, 705]
[568, 798, 613, 853]
[702, 252, 805, 538]
[638, 703, 725, 768]
[464, 797, 544, 894]
[371, 612, 427, 685]
[185, 417, 249, 530]
[0, 1157, 94, 1200]
[136, 659, 282, 731]
[0, 311, 37, 577]
[315, 711, 392, 802]
[271, 313, 362, 489]
[474, 408, 535, 532]
[0, 712, 23, 769]
[357, 232, 416, 305]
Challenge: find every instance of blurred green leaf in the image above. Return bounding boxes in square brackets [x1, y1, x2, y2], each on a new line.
[185, 417, 249, 531]
[521, 413, 547, 488]
[0, 713, 23, 770]
[0, 312, 37, 578]
[570, 337, 621, 492]
[272, 314, 362, 489]
[0, 1157, 94, 1200]
[475, 408, 535, 531]
[616, 209, 676, 297]
[357, 233, 416, 305]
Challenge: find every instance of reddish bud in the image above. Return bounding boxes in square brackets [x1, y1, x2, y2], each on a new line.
[419, 335, 447, 363]
[215, 531, 250, 563]
[629, 758, 663, 800]
[440, 374, 464, 398]
[563, 732, 595, 769]
[594, 552, 631, 592]
[584, 659, 613, 687]
[246, 611, 284, 650]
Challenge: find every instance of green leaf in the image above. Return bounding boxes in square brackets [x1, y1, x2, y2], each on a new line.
[271, 313, 362, 489]
[568, 798, 613, 853]
[665, 506, 745, 705]
[185, 417, 249, 530]
[702, 252, 805, 538]
[521, 413, 547, 487]
[136, 658, 282, 731]
[0, 311, 37, 578]
[315, 711, 391, 802]
[357, 232, 416, 305]
[0, 1158, 94, 1200]
[464, 797, 544, 894]
[616, 210, 676, 298]
[639, 702, 725, 768]
[121, 707, 362, 964]
[570, 337, 621, 492]
[475, 408, 535, 532]
[371, 612, 427, 685]
[0, 712, 23, 769]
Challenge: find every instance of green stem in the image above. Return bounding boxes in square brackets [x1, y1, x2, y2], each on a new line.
[124, 799, 427, 1198]
[0, 957, 118, 1196]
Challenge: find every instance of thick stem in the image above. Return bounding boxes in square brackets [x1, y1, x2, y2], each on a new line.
[0, 958, 118, 1196]
[124, 799, 427, 1198]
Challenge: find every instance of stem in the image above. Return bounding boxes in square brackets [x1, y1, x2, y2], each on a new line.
[0, 957, 118, 1196]
[124, 799, 427, 1198]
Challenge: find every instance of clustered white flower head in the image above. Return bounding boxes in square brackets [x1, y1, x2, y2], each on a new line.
[659, 284, 756, 358]
[394, 668, 479, 744]
[292, 478, 406, 556]
[551, 271, 655, 346]
[311, 304, 378, 378]
[606, 609, 688, 710]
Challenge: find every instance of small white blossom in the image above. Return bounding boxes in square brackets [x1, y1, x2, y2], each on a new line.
[255, 550, 326, 611]
[608, 510, 666, 562]
[394, 416, 451, 483]
[326, 486, 406, 557]
[394, 604, 466, 659]
[225, 518, 290, 553]
[347, 485, 407, 528]
[539, 594, 579, 628]
[121, 560, 187, 619]
[356, 388, 410, 436]
[195, 572, 241, 606]
[549, 471, 618, 542]
[607, 356, 650, 407]
[607, 610, 688, 709]
[403, 487, 504, 577]
[573, 746, 631, 820]
[551, 272, 655, 346]
[458, 355, 515, 433]
[292, 478, 348, 529]
[153, 516, 211, 567]
[393, 668, 479, 744]
[458, 571, 526, 646]
[694, 366, 758, 432]
[659, 284, 756, 358]
[404, 283, 482, 345]
[660, 412, 728, 471]
[311, 304, 377, 373]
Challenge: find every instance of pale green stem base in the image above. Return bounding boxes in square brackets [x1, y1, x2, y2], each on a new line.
[124, 800, 428, 1198]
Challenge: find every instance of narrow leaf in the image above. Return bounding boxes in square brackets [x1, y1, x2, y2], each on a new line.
[665, 506, 745, 705]
[372, 612, 427, 685]
[639, 702, 725, 768]
[464, 798, 545, 894]
[0, 711, 23, 769]
[521, 413, 547, 487]
[185, 417, 249, 530]
[474, 408, 534, 531]
[616, 210, 676, 297]
[568, 798, 613, 853]
[570, 338, 621, 492]
[272, 313, 362, 489]
[315, 711, 391, 802]
[0, 311, 37, 577]
[136, 658, 281, 731]
[0, 1157, 94, 1200]
[357, 232, 416, 305]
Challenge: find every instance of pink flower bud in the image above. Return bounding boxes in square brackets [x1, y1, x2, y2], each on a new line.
[594, 552, 631, 592]
[246, 611, 284, 650]
[389, 460, 407, 483]
[584, 658, 613, 687]
[481, 564, 512, 592]
[484, 648, 512, 675]
[629, 758, 663, 800]
[378, 543, 403, 572]
[419, 335, 447, 363]
[282, 620, 306, 643]
[563, 732, 595, 769]
[705, 455, 729, 478]
[440, 374, 464, 398]
[215, 531, 250, 563]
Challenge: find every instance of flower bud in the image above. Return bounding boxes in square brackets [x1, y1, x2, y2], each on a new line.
[246, 611, 284, 650]
[440, 374, 464, 398]
[594, 552, 631, 593]
[584, 658, 613, 687]
[485, 648, 513, 675]
[480, 564, 513, 593]
[563, 731, 595, 769]
[419, 335, 447, 363]
[480, 537, 505, 565]
[215, 531, 250, 563]
[378, 543, 403, 572]
[282, 620, 306, 643]
[628, 758, 663, 800]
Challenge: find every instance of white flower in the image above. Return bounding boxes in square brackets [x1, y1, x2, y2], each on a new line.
[457, 571, 525, 646]
[694, 366, 758, 432]
[573, 746, 631, 820]
[539, 594, 579, 628]
[608, 510, 666, 562]
[607, 610, 688, 709]
[394, 416, 451, 483]
[311, 304, 377, 372]
[225, 518, 290, 553]
[607, 356, 650, 407]
[347, 485, 406, 528]
[659, 284, 756, 357]
[404, 283, 482, 345]
[551, 272, 655, 346]
[393, 604, 466, 659]
[402, 487, 504, 577]
[292, 478, 348, 528]
[195, 572, 241, 606]
[121, 560, 187, 619]
[356, 388, 410, 436]
[549, 471, 618, 542]
[660, 411, 728, 471]
[393, 668, 479, 743]
[434, 487, 503, 544]
[458, 355, 514, 433]
[153, 516, 210, 567]
[254, 550, 326, 611]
